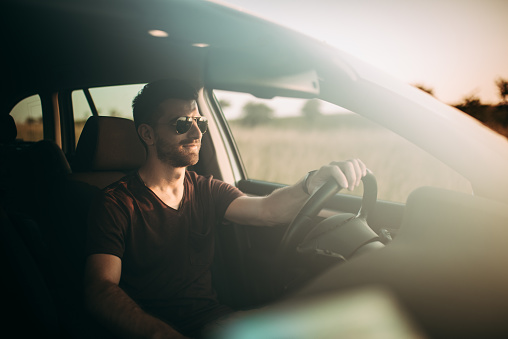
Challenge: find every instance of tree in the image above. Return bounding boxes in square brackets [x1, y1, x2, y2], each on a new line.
[301, 99, 322, 121]
[461, 93, 482, 107]
[455, 93, 486, 122]
[218, 99, 231, 109]
[241, 102, 274, 126]
[412, 83, 434, 96]
[25, 116, 37, 125]
[109, 108, 122, 117]
[495, 77, 508, 105]
[25, 116, 42, 125]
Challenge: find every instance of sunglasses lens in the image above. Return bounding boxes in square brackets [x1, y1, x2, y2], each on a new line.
[174, 117, 208, 134]
[197, 118, 208, 134]
[175, 118, 192, 134]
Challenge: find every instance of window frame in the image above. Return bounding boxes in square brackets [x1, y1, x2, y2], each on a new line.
[204, 88, 248, 184]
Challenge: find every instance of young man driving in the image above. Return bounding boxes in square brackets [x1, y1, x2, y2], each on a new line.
[84, 79, 367, 339]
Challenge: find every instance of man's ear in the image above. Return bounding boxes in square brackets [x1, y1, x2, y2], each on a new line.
[138, 124, 155, 146]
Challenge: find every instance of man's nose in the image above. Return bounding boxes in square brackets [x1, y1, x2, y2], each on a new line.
[187, 119, 202, 138]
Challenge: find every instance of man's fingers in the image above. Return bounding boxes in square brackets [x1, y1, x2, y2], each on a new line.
[317, 164, 347, 190]
[327, 161, 354, 190]
[330, 159, 367, 191]
[350, 159, 362, 187]
[331, 165, 349, 190]
[352, 158, 367, 185]
[343, 161, 357, 191]
[309, 159, 368, 194]
[358, 159, 367, 177]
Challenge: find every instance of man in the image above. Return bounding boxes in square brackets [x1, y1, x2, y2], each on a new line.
[84, 79, 367, 339]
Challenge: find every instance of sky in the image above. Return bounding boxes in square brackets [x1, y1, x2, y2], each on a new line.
[219, 0, 508, 105]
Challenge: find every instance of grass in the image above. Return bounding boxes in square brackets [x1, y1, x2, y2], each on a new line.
[15, 122, 44, 141]
[228, 115, 472, 203]
[16, 121, 87, 146]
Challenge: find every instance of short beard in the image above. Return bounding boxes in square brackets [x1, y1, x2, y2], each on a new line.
[155, 134, 200, 168]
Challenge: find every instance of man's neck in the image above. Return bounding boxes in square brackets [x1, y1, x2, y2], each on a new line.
[138, 160, 186, 209]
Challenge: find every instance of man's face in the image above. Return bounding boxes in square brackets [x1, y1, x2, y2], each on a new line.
[153, 98, 203, 168]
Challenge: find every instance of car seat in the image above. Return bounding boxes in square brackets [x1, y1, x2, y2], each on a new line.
[38, 116, 146, 339]
[70, 115, 146, 188]
[0, 206, 61, 337]
[61, 115, 146, 285]
[0, 113, 75, 337]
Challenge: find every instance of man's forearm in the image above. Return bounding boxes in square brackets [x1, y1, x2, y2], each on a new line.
[85, 280, 187, 339]
[260, 176, 310, 226]
[225, 174, 311, 227]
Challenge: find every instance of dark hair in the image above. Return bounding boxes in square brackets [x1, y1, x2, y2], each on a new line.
[132, 79, 199, 128]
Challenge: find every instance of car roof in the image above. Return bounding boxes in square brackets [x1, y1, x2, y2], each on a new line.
[0, 0, 319, 112]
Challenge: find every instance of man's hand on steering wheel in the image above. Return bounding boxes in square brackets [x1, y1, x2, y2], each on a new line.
[306, 159, 368, 194]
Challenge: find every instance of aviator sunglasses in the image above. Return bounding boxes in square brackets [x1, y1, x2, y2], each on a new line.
[157, 116, 208, 134]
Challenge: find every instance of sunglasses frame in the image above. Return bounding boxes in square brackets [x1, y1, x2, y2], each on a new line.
[156, 116, 208, 135]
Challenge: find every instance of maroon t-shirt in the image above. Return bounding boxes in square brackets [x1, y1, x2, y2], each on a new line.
[86, 170, 244, 335]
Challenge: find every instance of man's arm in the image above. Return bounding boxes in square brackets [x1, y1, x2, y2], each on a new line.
[225, 159, 367, 227]
[84, 254, 188, 339]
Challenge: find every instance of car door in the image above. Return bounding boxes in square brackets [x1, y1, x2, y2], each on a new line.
[202, 88, 473, 310]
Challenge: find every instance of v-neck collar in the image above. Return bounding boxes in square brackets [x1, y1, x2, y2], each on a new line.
[135, 171, 187, 212]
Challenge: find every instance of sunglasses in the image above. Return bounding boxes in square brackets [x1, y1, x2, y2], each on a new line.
[157, 116, 208, 134]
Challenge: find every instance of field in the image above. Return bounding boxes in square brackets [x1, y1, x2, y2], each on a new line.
[15, 121, 44, 141]
[16, 121, 87, 147]
[228, 115, 472, 203]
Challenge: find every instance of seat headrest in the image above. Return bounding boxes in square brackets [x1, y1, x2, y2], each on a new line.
[73, 116, 146, 172]
[0, 115, 17, 143]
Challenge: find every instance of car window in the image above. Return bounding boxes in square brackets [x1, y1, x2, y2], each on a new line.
[72, 84, 144, 144]
[214, 90, 472, 203]
[9, 95, 43, 142]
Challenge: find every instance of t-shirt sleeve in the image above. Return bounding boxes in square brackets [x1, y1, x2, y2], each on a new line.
[86, 192, 129, 259]
[209, 177, 245, 219]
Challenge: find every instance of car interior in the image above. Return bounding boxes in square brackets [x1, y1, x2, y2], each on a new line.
[2, 90, 380, 338]
[4, 80, 508, 339]
[2, 1, 508, 339]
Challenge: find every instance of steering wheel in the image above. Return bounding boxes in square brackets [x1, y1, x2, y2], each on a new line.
[276, 171, 379, 266]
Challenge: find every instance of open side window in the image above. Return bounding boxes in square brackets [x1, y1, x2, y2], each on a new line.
[213, 89, 472, 205]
